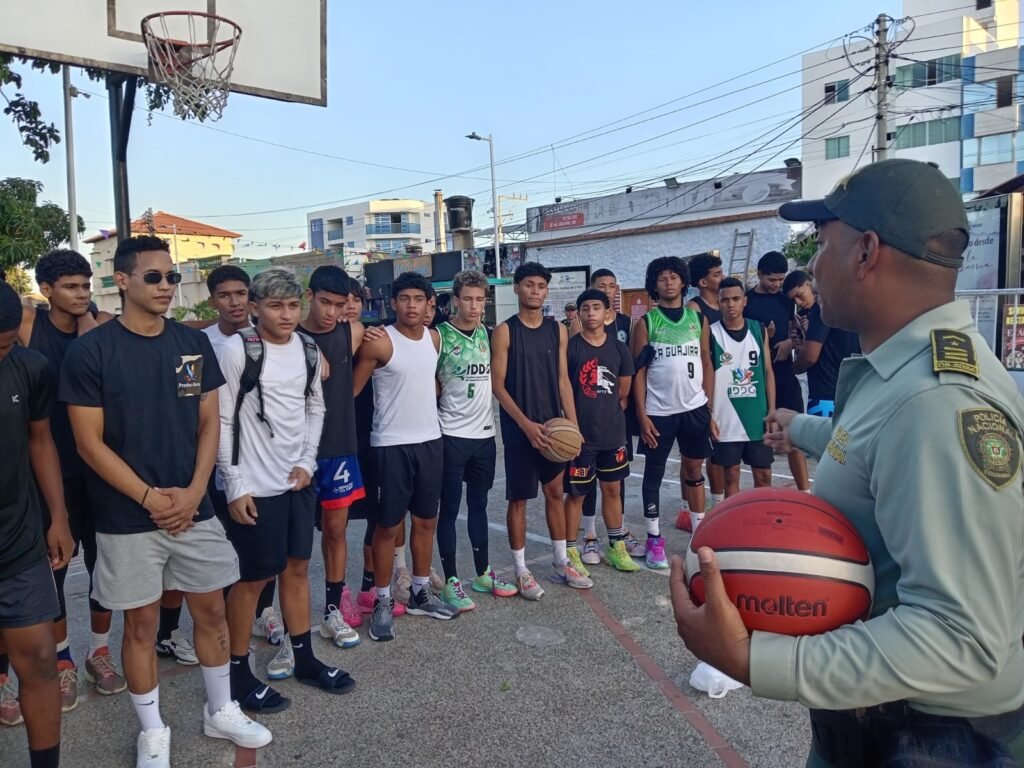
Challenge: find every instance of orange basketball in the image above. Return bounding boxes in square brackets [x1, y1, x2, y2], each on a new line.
[541, 417, 583, 463]
[685, 488, 874, 636]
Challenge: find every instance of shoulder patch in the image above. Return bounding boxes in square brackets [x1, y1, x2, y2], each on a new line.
[957, 408, 1022, 490]
[931, 330, 978, 379]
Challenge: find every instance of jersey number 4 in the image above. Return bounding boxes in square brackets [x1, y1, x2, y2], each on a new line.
[333, 461, 351, 484]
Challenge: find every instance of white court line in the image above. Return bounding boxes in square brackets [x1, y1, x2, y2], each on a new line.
[456, 512, 551, 545]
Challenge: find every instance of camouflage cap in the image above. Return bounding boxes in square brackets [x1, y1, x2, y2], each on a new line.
[778, 159, 969, 268]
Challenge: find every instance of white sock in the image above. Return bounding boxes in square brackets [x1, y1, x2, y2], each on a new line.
[803, 488, 813, 494]
[512, 548, 528, 576]
[89, 632, 110, 656]
[690, 511, 706, 532]
[552, 539, 567, 566]
[56, 637, 70, 653]
[201, 663, 231, 716]
[646, 518, 660, 537]
[411, 575, 429, 595]
[711, 493, 724, 505]
[583, 514, 597, 539]
[375, 585, 392, 602]
[131, 686, 164, 732]
[393, 548, 407, 572]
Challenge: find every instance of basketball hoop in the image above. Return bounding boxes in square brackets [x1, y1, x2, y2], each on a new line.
[141, 11, 241, 122]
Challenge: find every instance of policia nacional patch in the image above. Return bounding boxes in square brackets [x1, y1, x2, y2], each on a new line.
[957, 408, 1022, 490]
[931, 330, 979, 378]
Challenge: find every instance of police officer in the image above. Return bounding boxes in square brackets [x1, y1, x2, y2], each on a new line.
[670, 158, 1024, 766]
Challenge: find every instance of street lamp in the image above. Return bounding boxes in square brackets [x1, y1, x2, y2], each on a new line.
[466, 131, 501, 279]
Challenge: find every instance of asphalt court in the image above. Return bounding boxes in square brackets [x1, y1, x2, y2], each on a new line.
[0, 444, 816, 767]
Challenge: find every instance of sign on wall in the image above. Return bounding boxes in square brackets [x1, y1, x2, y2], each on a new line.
[543, 266, 590, 320]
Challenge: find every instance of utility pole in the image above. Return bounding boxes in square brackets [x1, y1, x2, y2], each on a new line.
[62, 66, 79, 251]
[496, 194, 527, 244]
[874, 13, 890, 162]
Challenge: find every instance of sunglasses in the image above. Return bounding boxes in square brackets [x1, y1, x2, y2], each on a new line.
[136, 270, 182, 285]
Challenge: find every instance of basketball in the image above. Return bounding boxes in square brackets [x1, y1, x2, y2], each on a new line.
[541, 418, 583, 463]
[685, 488, 874, 636]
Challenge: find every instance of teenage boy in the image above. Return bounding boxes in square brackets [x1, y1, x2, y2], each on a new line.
[300, 266, 365, 646]
[60, 236, 269, 768]
[17, 249, 126, 707]
[491, 262, 582, 597]
[744, 251, 810, 491]
[709, 278, 776, 496]
[436, 270, 518, 612]
[1, 280, 74, 768]
[631, 257, 716, 565]
[683, 252, 727, 523]
[218, 268, 354, 709]
[354, 272, 457, 642]
[784, 270, 861, 418]
[565, 289, 638, 576]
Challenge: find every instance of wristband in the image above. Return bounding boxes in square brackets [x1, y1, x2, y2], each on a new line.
[141, 486, 151, 507]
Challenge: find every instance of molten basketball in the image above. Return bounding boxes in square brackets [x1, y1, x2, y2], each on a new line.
[685, 488, 874, 636]
[541, 418, 583, 463]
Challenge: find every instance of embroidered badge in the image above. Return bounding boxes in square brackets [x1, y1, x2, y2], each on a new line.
[931, 330, 979, 379]
[957, 408, 1021, 490]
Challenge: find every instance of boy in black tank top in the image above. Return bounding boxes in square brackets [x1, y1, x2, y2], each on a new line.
[17, 249, 127, 707]
[491, 263, 583, 599]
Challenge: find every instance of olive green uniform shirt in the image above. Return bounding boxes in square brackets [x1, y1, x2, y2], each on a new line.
[750, 301, 1024, 719]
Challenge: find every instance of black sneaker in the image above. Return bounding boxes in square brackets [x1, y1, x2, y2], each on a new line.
[406, 586, 459, 620]
[368, 597, 395, 642]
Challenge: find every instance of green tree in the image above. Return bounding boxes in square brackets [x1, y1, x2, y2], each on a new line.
[782, 232, 818, 267]
[0, 178, 85, 270]
[1, 55, 172, 164]
[5, 264, 33, 296]
[172, 299, 218, 322]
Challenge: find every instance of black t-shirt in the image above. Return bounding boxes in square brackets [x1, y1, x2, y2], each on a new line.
[305, 322, 358, 458]
[567, 333, 634, 450]
[804, 303, 861, 401]
[608, 312, 631, 345]
[744, 289, 795, 369]
[0, 347, 51, 579]
[27, 308, 85, 478]
[58, 319, 226, 535]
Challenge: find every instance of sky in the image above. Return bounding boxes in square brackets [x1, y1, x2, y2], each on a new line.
[0, 1, 906, 260]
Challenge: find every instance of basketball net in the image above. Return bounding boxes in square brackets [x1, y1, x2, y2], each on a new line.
[141, 11, 241, 122]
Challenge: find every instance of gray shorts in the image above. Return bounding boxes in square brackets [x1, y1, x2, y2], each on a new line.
[93, 518, 240, 611]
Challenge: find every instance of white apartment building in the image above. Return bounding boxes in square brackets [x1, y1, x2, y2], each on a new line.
[305, 198, 444, 273]
[800, 0, 1022, 200]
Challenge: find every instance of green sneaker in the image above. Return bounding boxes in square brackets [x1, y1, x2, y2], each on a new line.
[471, 567, 518, 597]
[566, 546, 591, 579]
[440, 577, 476, 612]
[604, 540, 641, 572]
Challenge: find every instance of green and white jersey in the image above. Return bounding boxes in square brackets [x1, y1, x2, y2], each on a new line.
[709, 319, 768, 441]
[644, 306, 707, 415]
[436, 321, 495, 438]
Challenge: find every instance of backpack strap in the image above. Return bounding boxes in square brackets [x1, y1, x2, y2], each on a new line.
[296, 330, 319, 397]
[232, 326, 273, 465]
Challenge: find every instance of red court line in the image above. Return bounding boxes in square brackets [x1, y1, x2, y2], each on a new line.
[577, 588, 749, 768]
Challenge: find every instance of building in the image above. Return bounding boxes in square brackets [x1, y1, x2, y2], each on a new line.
[800, 0, 1022, 200]
[524, 166, 802, 290]
[84, 211, 241, 314]
[305, 198, 445, 274]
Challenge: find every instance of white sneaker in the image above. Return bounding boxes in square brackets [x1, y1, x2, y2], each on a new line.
[252, 606, 284, 645]
[267, 635, 294, 680]
[136, 726, 171, 768]
[155, 629, 198, 666]
[204, 700, 272, 749]
[428, 567, 445, 593]
[320, 606, 360, 648]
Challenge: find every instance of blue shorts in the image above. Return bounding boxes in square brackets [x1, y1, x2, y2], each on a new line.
[315, 455, 367, 510]
[807, 398, 836, 418]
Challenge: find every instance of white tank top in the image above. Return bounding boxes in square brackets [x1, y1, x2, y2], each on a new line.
[370, 325, 442, 447]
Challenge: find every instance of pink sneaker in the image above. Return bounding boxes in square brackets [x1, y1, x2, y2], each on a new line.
[340, 586, 361, 627]
[357, 588, 406, 617]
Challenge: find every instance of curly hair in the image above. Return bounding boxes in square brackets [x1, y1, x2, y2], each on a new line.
[35, 249, 92, 286]
[644, 256, 688, 299]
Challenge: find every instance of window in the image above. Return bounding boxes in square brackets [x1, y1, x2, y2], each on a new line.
[928, 116, 961, 145]
[346, 241, 355, 249]
[326, 228, 344, 241]
[309, 218, 324, 251]
[894, 54, 961, 89]
[893, 122, 927, 149]
[824, 79, 850, 104]
[977, 0, 992, 9]
[345, 216, 353, 226]
[997, 75, 1014, 108]
[825, 135, 850, 159]
[979, 132, 1013, 164]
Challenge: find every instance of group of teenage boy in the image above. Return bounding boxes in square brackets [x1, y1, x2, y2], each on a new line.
[0, 234, 838, 767]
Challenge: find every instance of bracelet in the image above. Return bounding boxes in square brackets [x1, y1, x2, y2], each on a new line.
[141, 486, 151, 506]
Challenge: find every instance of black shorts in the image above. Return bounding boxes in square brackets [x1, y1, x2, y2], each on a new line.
[503, 441, 565, 501]
[41, 476, 98, 560]
[223, 487, 317, 582]
[346, 447, 378, 523]
[774, 366, 804, 412]
[565, 445, 630, 496]
[0, 557, 60, 629]
[639, 408, 714, 463]
[712, 440, 774, 469]
[375, 439, 444, 529]
[443, 435, 497, 489]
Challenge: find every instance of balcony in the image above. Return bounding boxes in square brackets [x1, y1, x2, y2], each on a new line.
[365, 222, 421, 235]
[326, 228, 344, 242]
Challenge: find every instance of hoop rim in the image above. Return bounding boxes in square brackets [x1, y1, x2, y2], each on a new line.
[140, 10, 243, 36]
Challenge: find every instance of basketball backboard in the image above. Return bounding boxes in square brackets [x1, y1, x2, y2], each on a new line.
[0, 0, 326, 106]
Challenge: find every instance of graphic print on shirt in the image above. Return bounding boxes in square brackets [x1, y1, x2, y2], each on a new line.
[176, 354, 204, 397]
[437, 322, 494, 437]
[710, 319, 768, 442]
[644, 307, 706, 415]
[578, 358, 616, 399]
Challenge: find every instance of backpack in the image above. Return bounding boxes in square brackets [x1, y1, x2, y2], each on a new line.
[231, 326, 319, 465]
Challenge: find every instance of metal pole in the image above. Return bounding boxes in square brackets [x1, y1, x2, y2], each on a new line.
[62, 66, 78, 252]
[488, 135, 501, 279]
[172, 224, 181, 309]
[107, 75, 130, 243]
[874, 14, 890, 162]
